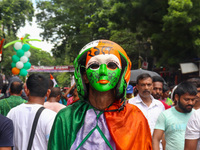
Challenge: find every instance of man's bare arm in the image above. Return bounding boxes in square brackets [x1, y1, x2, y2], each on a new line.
[152, 129, 164, 150]
[184, 139, 198, 150]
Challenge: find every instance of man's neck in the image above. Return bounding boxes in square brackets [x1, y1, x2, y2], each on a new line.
[88, 87, 115, 110]
[10, 94, 21, 96]
[48, 98, 58, 103]
[26, 96, 45, 105]
[139, 94, 152, 107]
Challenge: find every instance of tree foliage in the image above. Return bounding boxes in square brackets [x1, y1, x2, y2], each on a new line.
[36, 0, 200, 70]
[0, 0, 34, 36]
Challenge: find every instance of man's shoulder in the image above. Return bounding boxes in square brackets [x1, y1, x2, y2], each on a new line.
[0, 114, 12, 125]
[128, 95, 140, 104]
[56, 100, 90, 118]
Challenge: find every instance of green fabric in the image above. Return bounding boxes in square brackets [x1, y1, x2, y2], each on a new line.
[48, 100, 92, 150]
[0, 96, 27, 116]
[60, 97, 67, 105]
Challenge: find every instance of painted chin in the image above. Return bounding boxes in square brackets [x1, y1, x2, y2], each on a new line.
[97, 80, 110, 84]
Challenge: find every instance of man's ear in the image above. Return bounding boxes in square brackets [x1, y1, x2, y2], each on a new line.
[174, 94, 179, 102]
[83, 72, 89, 84]
[25, 87, 30, 96]
[136, 84, 139, 91]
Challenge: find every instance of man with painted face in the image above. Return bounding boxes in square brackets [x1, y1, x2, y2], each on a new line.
[153, 81, 197, 150]
[48, 40, 152, 150]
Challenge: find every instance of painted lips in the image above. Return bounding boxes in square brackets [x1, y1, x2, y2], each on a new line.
[97, 80, 110, 84]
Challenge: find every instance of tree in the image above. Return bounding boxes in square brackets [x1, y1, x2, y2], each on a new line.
[0, 0, 34, 36]
[36, 0, 107, 62]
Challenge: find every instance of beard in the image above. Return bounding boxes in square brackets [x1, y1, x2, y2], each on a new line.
[178, 99, 193, 113]
[152, 93, 161, 99]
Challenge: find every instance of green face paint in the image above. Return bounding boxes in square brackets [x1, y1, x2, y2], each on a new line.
[86, 63, 122, 92]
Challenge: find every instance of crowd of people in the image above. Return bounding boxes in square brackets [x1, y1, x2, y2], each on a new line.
[0, 39, 200, 150]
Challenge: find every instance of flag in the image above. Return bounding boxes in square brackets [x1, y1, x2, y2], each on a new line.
[0, 38, 5, 62]
[48, 100, 152, 150]
[50, 74, 58, 87]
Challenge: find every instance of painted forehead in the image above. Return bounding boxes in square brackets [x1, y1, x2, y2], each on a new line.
[86, 54, 122, 69]
[85, 46, 121, 67]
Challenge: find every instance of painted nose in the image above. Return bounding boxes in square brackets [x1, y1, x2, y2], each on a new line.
[99, 64, 107, 76]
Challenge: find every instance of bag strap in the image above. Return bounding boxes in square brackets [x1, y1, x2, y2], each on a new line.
[27, 107, 45, 150]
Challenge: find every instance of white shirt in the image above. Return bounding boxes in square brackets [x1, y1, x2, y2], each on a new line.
[7, 103, 56, 150]
[129, 94, 165, 135]
[185, 109, 200, 150]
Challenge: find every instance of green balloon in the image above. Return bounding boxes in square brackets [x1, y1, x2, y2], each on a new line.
[13, 47, 17, 52]
[16, 49, 24, 57]
[22, 44, 30, 52]
[23, 62, 31, 69]
[19, 69, 28, 76]
[11, 62, 16, 68]
[12, 55, 20, 63]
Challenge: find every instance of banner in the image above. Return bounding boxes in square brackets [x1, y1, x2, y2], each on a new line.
[28, 65, 75, 72]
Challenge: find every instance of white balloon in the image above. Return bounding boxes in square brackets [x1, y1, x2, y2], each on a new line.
[16, 61, 24, 69]
[14, 42, 22, 50]
[24, 51, 31, 57]
[20, 56, 28, 63]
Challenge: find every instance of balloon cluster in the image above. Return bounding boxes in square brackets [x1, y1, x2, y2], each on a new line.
[11, 42, 31, 76]
[3, 34, 41, 77]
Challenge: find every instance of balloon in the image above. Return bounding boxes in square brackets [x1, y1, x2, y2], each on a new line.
[19, 69, 28, 76]
[22, 44, 30, 52]
[13, 47, 17, 52]
[14, 42, 22, 50]
[23, 62, 31, 69]
[20, 56, 28, 63]
[24, 51, 31, 57]
[11, 62, 16, 68]
[12, 67, 20, 75]
[12, 55, 20, 63]
[16, 49, 24, 57]
[16, 61, 24, 69]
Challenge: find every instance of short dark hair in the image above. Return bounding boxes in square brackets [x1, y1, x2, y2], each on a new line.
[49, 87, 61, 98]
[187, 78, 200, 88]
[10, 81, 23, 94]
[174, 81, 197, 97]
[136, 73, 152, 84]
[152, 76, 164, 84]
[26, 74, 49, 97]
[163, 84, 170, 93]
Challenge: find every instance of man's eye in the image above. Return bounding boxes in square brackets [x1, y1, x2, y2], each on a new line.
[89, 64, 99, 69]
[107, 62, 118, 69]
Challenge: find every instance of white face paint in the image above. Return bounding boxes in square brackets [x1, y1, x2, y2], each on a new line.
[86, 54, 122, 70]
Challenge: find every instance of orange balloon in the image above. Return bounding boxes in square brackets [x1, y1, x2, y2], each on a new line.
[12, 67, 20, 75]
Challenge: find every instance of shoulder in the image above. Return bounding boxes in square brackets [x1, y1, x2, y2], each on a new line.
[0, 114, 12, 125]
[42, 107, 57, 117]
[129, 95, 140, 104]
[125, 103, 146, 119]
[55, 100, 90, 120]
[0, 114, 13, 131]
[153, 98, 165, 109]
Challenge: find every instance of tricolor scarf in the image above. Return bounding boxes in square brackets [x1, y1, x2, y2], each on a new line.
[48, 100, 152, 150]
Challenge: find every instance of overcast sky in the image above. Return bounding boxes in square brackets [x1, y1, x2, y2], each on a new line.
[17, 0, 53, 55]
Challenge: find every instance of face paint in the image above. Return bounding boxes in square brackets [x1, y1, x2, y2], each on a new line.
[86, 54, 122, 92]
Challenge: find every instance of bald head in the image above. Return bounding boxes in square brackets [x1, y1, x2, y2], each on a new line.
[48, 87, 61, 102]
[10, 81, 23, 95]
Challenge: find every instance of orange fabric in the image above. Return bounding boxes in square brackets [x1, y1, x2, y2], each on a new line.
[50, 74, 54, 80]
[105, 103, 152, 150]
